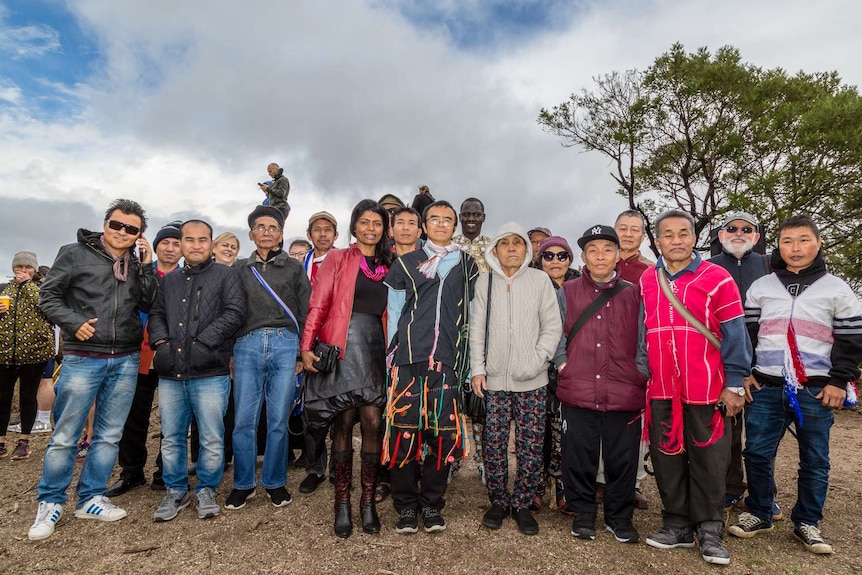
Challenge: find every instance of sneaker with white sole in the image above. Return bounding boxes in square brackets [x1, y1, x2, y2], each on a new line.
[196, 487, 220, 519]
[7, 422, 21, 433]
[153, 489, 190, 522]
[74, 495, 127, 522]
[28, 502, 63, 540]
[30, 421, 53, 434]
[729, 512, 773, 538]
[794, 523, 833, 554]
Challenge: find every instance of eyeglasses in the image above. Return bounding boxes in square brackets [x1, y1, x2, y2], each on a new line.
[253, 225, 282, 235]
[725, 225, 755, 234]
[106, 220, 141, 235]
[427, 216, 455, 227]
[288, 251, 307, 258]
[541, 251, 570, 262]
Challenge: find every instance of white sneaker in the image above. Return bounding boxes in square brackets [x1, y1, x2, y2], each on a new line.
[74, 496, 127, 522]
[7, 422, 21, 433]
[28, 502, 63, 540]
[30, 421, 53, 434]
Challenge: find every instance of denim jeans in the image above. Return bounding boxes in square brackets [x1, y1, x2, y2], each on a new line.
[159, 375, 229, 493]
[232, 328, 298, 490]
[37, 353, 140, 507]
[743, 384, 833, 526]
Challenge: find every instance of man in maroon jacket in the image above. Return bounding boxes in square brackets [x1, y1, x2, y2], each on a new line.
[553, 225, 648, 544]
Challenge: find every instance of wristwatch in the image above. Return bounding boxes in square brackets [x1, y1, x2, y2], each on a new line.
[727, 386, 745, 397]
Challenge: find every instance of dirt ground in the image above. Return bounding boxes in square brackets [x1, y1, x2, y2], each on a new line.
[2, 403, 862, 575]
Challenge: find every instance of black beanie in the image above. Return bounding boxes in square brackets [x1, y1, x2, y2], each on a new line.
[153, 220, 183, 249]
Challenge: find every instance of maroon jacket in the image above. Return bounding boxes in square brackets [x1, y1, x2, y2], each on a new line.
[553, 273, 647, 412]
[300, 244, 386, 358]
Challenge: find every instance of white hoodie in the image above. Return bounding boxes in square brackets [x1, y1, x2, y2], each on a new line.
[469, 222, 563, 392]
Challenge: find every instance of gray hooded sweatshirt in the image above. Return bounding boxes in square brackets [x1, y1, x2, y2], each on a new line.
[469, 222, 563, 392]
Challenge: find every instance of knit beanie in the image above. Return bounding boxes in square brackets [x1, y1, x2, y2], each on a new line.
[12, 250, 38, 270]
[153, 220, 183, 250]
[537, 236, 574, 256]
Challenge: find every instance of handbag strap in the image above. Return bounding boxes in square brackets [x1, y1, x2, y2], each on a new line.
[656, 267, 721, 350]
[565, 279, 630, 351]
[250, 266, 301, 335]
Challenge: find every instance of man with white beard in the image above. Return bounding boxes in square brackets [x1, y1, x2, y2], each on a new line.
[708, 212, 771, 517]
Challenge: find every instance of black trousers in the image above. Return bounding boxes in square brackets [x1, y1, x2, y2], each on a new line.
[649, 400, 729, 532]
[0, 362, 46, 435]
[116, 369, 162, 479]
[561, 405, 640, 521]
[390, 457, 450, 512]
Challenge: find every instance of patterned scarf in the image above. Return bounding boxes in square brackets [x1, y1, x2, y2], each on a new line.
[100, 235, 130, 282]
[417, 242, 460, 279]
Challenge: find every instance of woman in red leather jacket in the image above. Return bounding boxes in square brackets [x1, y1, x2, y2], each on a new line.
[300, 199, 393, 538]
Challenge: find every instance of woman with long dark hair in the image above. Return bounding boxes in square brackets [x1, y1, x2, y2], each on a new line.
[300, 199, 393, 538]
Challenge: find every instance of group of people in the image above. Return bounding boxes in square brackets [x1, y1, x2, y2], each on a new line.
[2, 175, 859, 567]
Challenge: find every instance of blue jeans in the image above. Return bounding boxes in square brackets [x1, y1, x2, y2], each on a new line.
[37, 353, 140, 507]
[743, 384, 833, 526]
[159, 376, 229, 493]
[232, 328, 298, 490]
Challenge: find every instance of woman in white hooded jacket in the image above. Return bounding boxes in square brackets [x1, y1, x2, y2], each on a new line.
[470, 222, 562, 536]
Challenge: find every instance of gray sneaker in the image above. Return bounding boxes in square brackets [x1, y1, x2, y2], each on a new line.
[153, 489, 190, 522]
[196, 487, 220, 520]
[645, 525, 695, 549]
[698, 529, 730, 565]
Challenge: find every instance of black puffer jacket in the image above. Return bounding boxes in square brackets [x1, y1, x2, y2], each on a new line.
[148, 258, 246, 380]
[708, 249, 770, 300]
[40, 229, 158, 355]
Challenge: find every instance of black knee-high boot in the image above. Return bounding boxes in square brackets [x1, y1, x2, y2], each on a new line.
[360, 452, 381, 534]
[333, 450, 353, 538]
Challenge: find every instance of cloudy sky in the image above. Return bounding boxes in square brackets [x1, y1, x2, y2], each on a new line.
[1, 0, 860, 273]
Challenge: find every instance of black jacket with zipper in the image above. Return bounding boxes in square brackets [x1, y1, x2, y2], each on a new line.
[39, 229, 158, 355]
[148, 258, 246, 380]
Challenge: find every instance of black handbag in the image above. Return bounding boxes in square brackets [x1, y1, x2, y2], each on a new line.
[461, 274, 492, 421]
[312, 338, 340, 373]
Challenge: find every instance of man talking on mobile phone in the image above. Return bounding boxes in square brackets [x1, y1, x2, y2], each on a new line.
[29, 199, 158, 540]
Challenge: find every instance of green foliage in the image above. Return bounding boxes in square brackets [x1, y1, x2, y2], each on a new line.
[539, 43, 862, 285]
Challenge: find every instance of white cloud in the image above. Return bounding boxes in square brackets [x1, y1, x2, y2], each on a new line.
[0, 0, 860, 268]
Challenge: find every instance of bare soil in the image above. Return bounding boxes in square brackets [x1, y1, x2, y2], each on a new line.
[2, 404, 862, 575]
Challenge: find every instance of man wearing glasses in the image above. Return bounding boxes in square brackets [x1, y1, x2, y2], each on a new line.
[29, 199, 158, 540]
[384, 201, 479, 534]
[708, 212, 771, 519]
[225, 206, 310, 511]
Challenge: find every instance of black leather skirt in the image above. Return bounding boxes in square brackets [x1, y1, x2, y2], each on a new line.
[304, 313, 386, 425]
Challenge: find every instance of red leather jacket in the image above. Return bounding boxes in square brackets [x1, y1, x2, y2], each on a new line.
[300, 244, 386, 358]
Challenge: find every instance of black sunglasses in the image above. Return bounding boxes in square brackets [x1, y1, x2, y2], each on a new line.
[107, 219, 141, 235]
[725, 225, 755, 234]
[541, 251, 570, 262]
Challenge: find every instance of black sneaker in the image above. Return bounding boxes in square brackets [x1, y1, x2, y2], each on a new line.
[482, 504, 510, 530]
[512, 507, 539, 536]
[728, 512, 773, 538]
[793, 523, 834, 554]
[571, 513, 596, 540]
[422, 507, 446, 533]
[395, 508, 419, 535]
[224, 488, 256, 510]
[265, 486, 292, 507]
[645, 525, 695, 549]
[604, 518, 639, 544]
[698, 529, 730, 565]
[299, 473, 326, 494]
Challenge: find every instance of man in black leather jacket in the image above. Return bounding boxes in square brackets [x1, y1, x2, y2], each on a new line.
[29, 199, 158, 541]
[148, 220, 246, 522]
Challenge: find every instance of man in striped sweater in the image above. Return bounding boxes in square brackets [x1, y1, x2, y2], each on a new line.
[729, 215, 862, 555]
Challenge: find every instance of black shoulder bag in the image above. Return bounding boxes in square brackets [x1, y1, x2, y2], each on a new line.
[565, 279, 631, 351]
[461, 274, 492, 421]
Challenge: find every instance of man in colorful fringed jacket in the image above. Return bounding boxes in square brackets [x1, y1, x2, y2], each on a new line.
[640, 210, 751, 566]
[729, 215, 862, 555]
[383, 200, 478, 535]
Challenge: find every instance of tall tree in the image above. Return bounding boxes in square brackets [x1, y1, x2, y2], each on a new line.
[539, 43, 862, 286]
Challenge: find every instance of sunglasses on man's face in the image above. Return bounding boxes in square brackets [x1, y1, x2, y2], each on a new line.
[541, 251, 570, 262]
[725, 225, 755, 234]
[107, 219, 141, 236]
